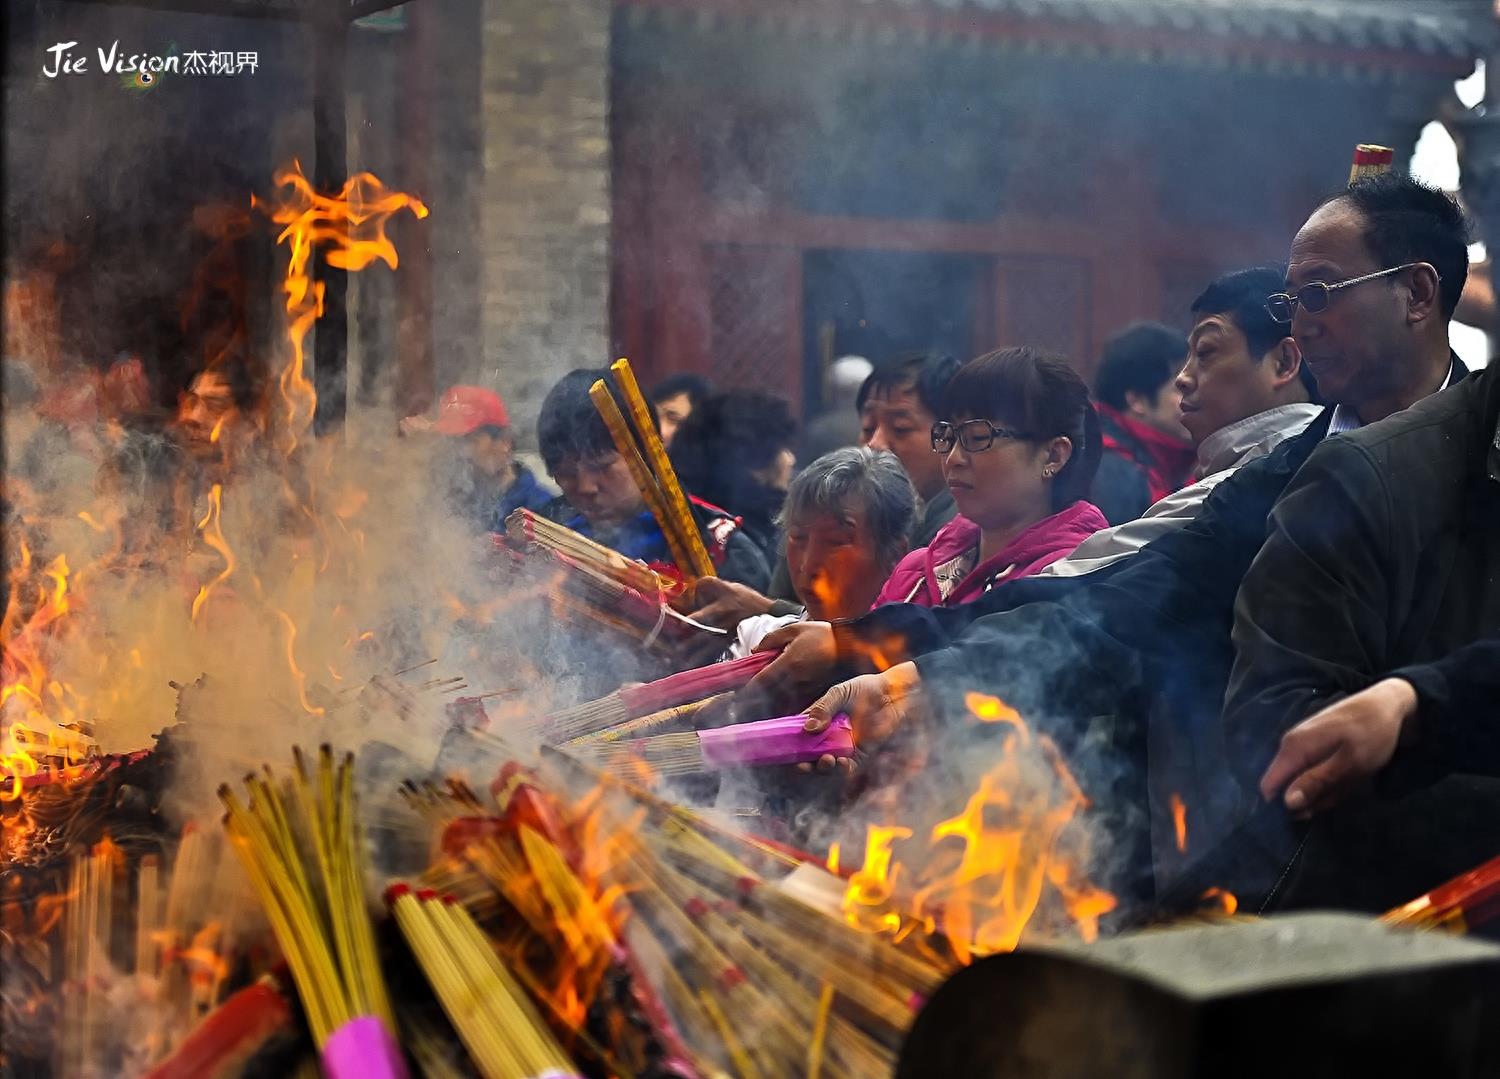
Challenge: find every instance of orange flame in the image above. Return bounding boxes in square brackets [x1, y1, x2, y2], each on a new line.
[1200, 887, 1239, 915]
[273, 609, 326, 717]
[965, 691, 1023, 725]
[256, 160, 428, 455]
[191, 484, 236, 623]
[841, 693, 1116, 962]
[1170, 792, 1188, 854]
[2, 545, 90, 799]
[843, 824, 913, 936]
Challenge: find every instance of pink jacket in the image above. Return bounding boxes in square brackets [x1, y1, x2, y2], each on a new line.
[872, 501, 1108, 609]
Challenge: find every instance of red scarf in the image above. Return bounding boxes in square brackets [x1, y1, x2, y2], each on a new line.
[1096, 402, 1195, 505]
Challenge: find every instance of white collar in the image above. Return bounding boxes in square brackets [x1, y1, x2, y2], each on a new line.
[1195, 403, 1325, 476]
[1327, 361, 1457, 438]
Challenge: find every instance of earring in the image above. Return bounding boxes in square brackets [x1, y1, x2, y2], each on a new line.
[1043, 466, 1055, 478]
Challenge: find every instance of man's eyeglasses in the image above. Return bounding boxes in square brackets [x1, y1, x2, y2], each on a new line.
[1264, 263, 1433, 324]
[931, 419, 1032, 454]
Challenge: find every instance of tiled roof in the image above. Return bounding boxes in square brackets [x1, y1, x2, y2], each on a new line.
[898, 0, 1495, 59]
[625, 0, 1497, 73]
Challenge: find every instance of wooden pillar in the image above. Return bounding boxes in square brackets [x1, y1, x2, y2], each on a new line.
[395, 2, 435, 417]
[312, 7, 349, 434]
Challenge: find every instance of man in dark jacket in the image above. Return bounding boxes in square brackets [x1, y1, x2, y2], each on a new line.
[1226, 365, 1500, 912]
[759, 173, 1472, 904]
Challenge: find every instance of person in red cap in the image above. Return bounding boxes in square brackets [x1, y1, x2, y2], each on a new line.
[404, 384, 553, 529]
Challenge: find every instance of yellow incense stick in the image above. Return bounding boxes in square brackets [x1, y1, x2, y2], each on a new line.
[611, 359, 716, 579]
[589, 378, 698, 577]
[807, 982, 835, 1078]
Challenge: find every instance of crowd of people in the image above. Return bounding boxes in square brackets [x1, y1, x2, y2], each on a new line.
[6, 168, 1496, 919]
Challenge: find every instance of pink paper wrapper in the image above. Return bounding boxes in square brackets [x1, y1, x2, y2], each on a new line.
[322, 1015, 409, 1079]
[698, 713, 854, 769]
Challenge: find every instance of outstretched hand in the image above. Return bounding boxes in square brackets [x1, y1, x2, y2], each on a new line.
[799, 661, 927, 775]
[1258, 677, 1419, 817]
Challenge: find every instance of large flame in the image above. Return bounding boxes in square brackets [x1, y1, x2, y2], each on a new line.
[1, 161, 433, 812]
[255, 160, 429, 456]
[840, 692, 1116, 962]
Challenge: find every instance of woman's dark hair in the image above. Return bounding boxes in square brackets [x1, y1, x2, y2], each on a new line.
[537, 368, 656, 473]
[649, 372, 712, 409]
[942, 346, 1103, 512]
[669, 390, 797, 514]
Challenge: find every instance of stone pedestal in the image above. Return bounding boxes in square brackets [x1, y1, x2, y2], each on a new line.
[899, 913, 1500, 1079]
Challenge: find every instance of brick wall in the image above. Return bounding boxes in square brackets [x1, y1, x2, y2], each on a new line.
[479, 0, 612, 447]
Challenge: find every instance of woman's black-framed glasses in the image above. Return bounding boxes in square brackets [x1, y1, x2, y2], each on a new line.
[1264, 262, 1432, 324]
[931, 419, 1032, 454]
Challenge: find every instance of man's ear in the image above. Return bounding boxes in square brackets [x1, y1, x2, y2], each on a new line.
[1123, 389, 1149, 419]
[1269, 337, 1303, 390]
[1406, 262, 1441, 325]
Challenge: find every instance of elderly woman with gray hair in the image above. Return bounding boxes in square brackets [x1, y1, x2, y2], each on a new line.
[724, 446, 920, 659]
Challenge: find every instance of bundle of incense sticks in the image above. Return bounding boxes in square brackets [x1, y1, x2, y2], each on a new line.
[413, 754, 951, 1079]
[574, 712, 855, 778]
[218, 746, 403, 1078]
[590, 358, 715, 581]
[539, 649, 778, 742]
[385, 883, 580, 1079]
[1348, 143, 1394, 184]
[502, 511, 724, 655]
[560, 692, 726, 747]
[1382, 850, 1500, 933]
[504, 508, 682, 601]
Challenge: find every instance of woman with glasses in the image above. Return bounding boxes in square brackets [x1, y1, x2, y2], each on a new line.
[871, 346, 1108, 608]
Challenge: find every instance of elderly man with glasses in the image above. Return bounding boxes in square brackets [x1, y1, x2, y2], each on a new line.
[1221, 183, 1500, 913]
[743, 172, 1473, 911]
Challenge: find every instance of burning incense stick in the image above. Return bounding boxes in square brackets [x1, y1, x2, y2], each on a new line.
[1383, 850, 1500, 933]
[505, 509, 674, 599]
[575, 713, 855, 778]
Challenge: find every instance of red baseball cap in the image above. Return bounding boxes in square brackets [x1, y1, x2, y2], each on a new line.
[432, 385, 510, 435]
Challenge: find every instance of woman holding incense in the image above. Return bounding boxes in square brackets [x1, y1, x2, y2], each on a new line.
[870, 347, 1107, 609]
[533, 369, 771, 590]
[724, 446, 920, 658]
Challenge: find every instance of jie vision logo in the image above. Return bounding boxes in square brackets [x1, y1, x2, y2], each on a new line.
[41, 41, 259, 86]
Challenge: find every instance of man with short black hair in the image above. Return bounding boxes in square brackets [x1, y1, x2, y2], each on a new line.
[863, 350, 963, 547]
[534, 368, 770, 590]
[1091, 321, 1194, 523]
[1046, 266, 1320, 576]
